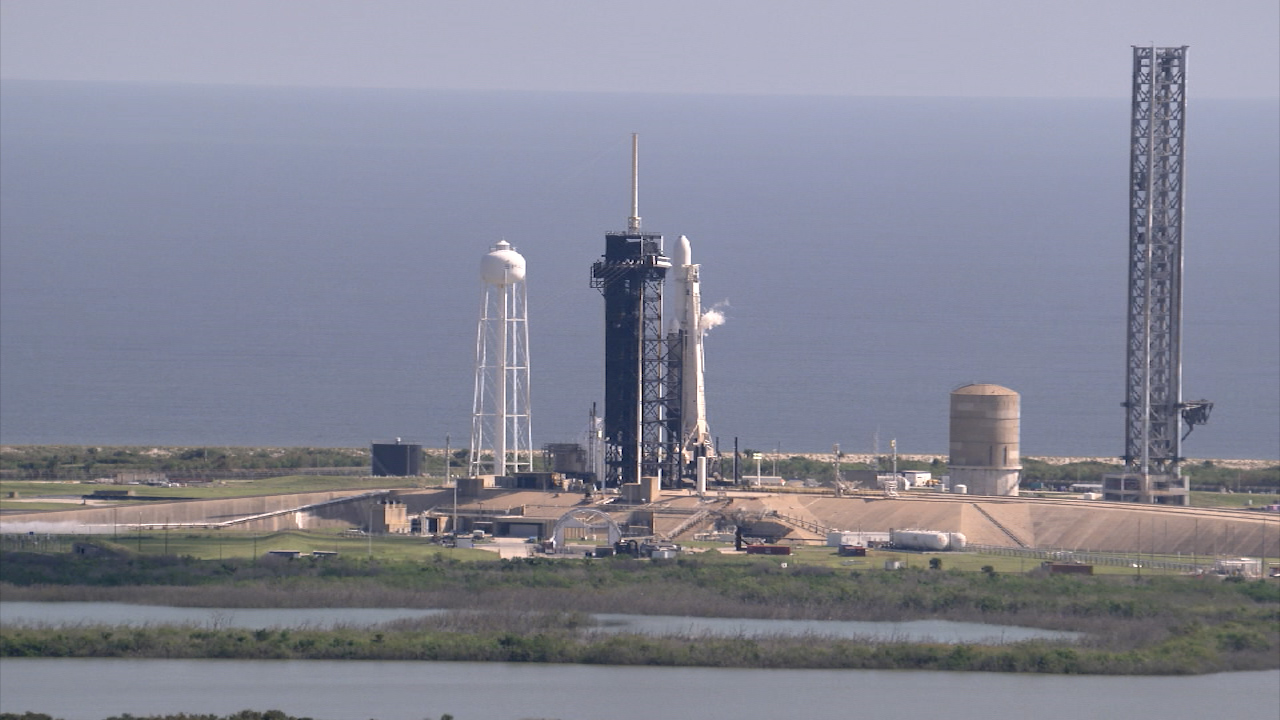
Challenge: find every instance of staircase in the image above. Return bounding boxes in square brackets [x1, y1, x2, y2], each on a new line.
[767, 511, 833, 538]
[970, 503, 1028, 548]
[658, 498, 731, 541]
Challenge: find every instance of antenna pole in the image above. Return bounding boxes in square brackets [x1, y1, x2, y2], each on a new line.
[628, 133, 641, 232]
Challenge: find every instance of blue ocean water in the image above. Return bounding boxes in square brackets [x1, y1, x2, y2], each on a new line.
[1, 81, 1276, 459]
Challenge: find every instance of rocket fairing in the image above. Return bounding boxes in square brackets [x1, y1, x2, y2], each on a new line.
[669, 234, 714, 463]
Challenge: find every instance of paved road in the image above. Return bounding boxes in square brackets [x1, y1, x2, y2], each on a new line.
[477, 536, 534, 559]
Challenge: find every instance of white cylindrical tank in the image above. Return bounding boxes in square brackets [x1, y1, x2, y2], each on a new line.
[953, 484, 968, 494]
[891, 529, 950, 551]
[949, 383, 1021, 496]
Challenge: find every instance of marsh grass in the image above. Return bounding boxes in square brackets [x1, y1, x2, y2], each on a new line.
[2, 549, 1276, 674]
[2, 619, 1272, 674]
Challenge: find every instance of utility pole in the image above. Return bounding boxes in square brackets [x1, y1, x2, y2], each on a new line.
[447, 434, 457, 536]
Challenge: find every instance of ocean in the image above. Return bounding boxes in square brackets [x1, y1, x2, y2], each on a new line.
[1, 81, 1276, 459]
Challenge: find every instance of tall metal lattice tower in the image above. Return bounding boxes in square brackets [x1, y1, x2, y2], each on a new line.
[590, 135, 676, 487]
[469, 240, 533, 478]
[1114, 46, 1210, 505]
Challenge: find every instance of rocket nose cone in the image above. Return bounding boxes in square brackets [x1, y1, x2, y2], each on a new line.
[677, 235, 692, 267]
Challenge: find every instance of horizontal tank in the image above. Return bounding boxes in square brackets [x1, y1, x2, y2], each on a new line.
[890, 529, 966, 552]
[891, 529, 950, 551]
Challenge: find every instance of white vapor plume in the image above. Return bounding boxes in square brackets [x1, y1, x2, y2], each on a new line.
[699, 301, 729, 333]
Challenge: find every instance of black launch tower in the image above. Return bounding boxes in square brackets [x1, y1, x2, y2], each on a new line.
[591, 230, 670, 486]
[590, 135, 678, 487]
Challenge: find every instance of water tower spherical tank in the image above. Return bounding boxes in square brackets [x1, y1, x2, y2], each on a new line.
[949, 383, 1021, 496]
[481, 240, 526, 286]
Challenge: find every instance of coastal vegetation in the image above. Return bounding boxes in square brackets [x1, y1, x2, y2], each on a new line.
[2, 446, 1276, 677]
[4, 445, 1276, 492]
[0, 475, 423, 509]
[0, 713, 387, 720]
[1, 546, 1276, 675]
[0, 446, 371, 478]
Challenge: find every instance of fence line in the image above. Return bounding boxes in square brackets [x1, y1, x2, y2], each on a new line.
[964, 542, 1210, 572]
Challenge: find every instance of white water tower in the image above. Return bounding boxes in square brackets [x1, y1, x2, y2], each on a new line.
[468, 240, 533, 477]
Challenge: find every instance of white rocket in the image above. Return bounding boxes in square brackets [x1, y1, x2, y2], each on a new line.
[667, 234, 714, 463]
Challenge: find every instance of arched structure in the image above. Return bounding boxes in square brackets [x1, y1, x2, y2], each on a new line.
[550, 508, 623, 548]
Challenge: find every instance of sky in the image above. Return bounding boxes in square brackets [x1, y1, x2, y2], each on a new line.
[2, 0, 1277, 99]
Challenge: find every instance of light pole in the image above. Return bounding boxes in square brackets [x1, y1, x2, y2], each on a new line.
[447, 434, 456, 536]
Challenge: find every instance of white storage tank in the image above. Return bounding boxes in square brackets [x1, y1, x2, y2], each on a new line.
[891, 529, 966, 551]
[891, 529, 949, 551]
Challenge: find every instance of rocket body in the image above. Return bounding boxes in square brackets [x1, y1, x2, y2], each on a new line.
[671, 235, 713, 462]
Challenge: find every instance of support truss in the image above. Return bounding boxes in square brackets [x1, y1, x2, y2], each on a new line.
[1123, 46, 1191, 503]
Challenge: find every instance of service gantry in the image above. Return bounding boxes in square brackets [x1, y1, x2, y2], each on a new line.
[590, 135, 678, 487]
[1113, 46, 1211, 505]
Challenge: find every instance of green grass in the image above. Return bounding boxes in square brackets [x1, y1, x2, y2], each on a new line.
[69, 529, 495, 562]
[0, 501, 82, 512]
[712, 545, 1201, 577]
[4, 528, 1237, 578]
[1190, 490, 1280, 509]
[0, 474, 434, 505]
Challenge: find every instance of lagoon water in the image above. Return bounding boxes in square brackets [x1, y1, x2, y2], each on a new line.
[1, 659, 1276, 720]
[1, 81, 1277, 459]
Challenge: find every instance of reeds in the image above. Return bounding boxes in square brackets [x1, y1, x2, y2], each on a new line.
[2, 617, 1274, 674]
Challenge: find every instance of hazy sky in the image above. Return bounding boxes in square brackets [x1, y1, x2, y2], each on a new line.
[2, 1, 1278, 98]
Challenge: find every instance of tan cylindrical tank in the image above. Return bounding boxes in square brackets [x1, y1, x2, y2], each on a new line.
[949, 383, 1021, 496]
